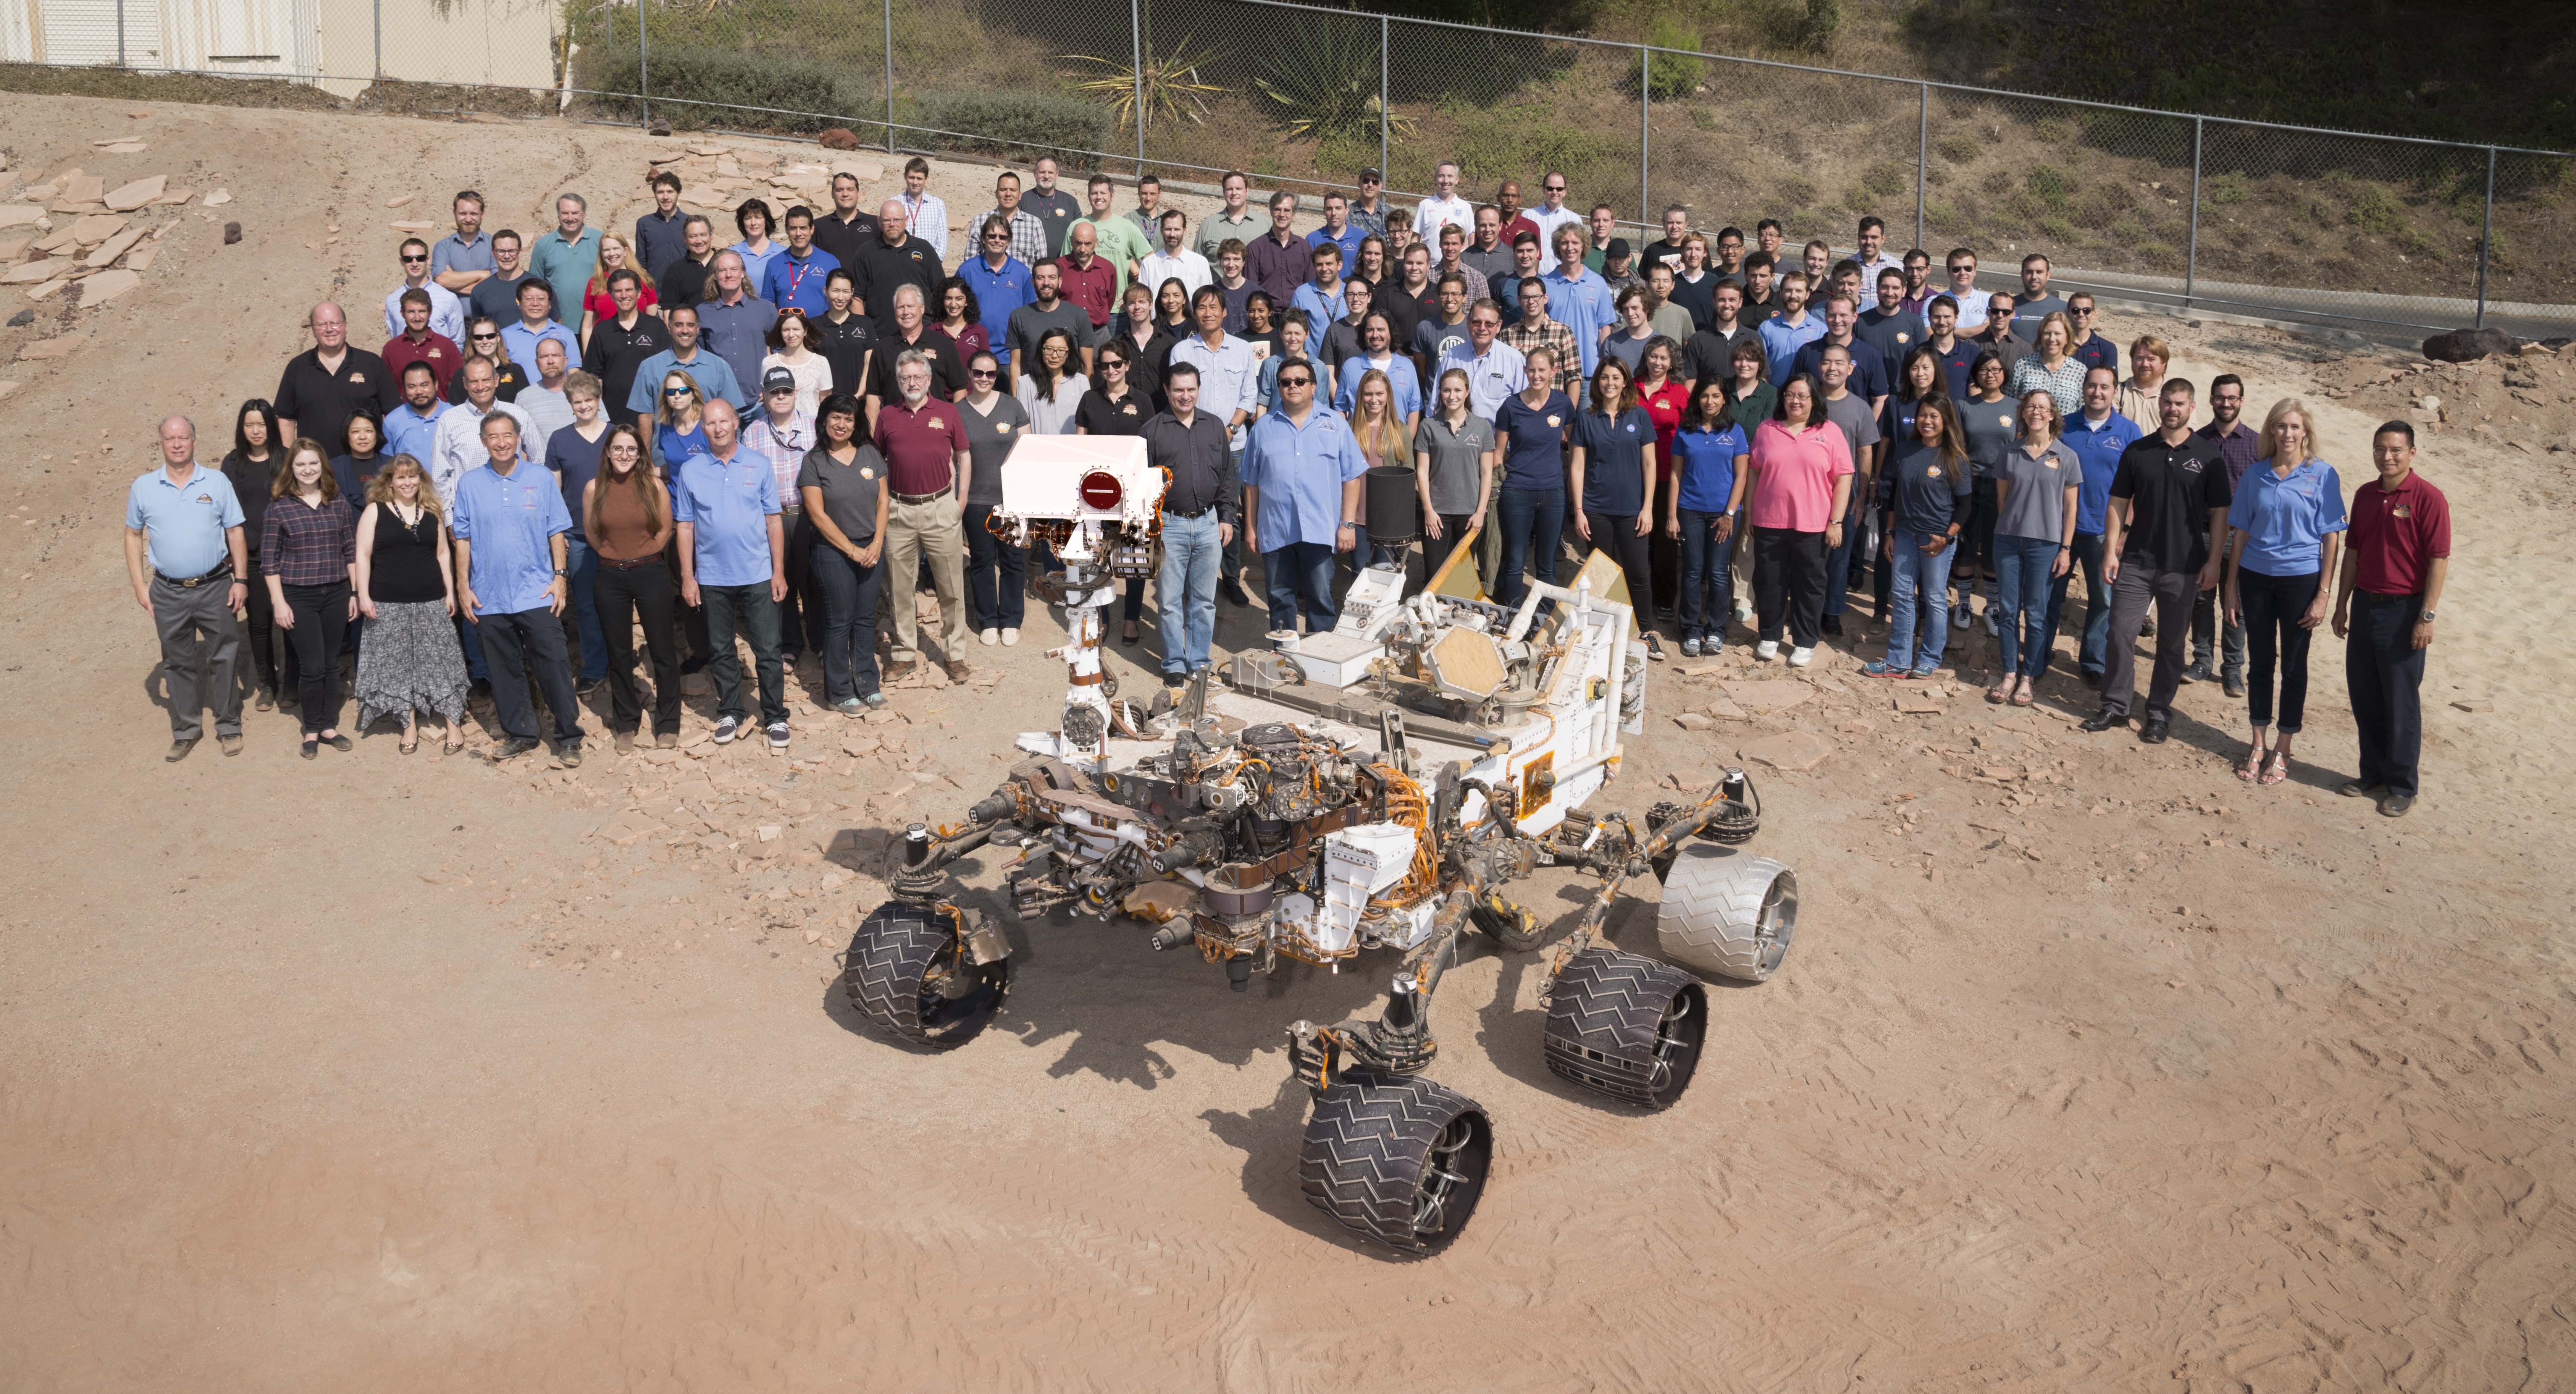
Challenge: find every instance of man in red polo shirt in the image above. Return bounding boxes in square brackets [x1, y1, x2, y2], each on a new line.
[382, 289, 461, 391]
[2331, 420, 2450, 818]
[871, 349, 974, 682]
[1056, 223, 1119, 332]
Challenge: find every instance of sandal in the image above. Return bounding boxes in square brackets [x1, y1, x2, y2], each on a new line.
[399, 724, 420, 755]
[2259, 751, 2289, 786]
[2236, 747, 2264, 782]
[2011, 678, 2036, 706]
[1987, 681, 2012, 704]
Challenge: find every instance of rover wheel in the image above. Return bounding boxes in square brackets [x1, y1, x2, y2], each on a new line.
[841, 901, 1009, 1049]
[1656, 843, 1798, 983]
[1298, 1074, 1492, 1253]
[1542, 947, 1707, 1108]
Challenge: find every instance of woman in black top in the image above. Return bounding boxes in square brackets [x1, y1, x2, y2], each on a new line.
[1106, 283, 1163, 406]
[815, 268, 877, 399]
[447, 317, 529, 403]
[354, 454, 469, 753]
[261, 441, 359, 757]
[1239, 292, 1284, 361]
[1075, 341, 1155, 642]
[222, 398, 290, 708]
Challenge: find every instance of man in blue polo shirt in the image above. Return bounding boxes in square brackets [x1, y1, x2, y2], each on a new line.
[1757, 273, 1824, 383]
[1540, 224, 1618, 396]
[1241, 363, 1367, 634]
[1792, 294, 1891, 411]
[958, 216, 1035, 373]
[758, 205, 840, 317]
[452, 412, 585, 764]
[623, 304, 748, 416]
[672, 399, 791, 749]
[124, 415, 250, 758]
[499, 280, 578, 371]
[384, 361, 450, 465]
[2052, 365, 2144, 685]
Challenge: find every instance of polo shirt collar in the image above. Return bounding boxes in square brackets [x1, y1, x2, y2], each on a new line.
[157, 462, 207, 489]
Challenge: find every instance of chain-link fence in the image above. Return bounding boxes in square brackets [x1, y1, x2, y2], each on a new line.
[10, 0, 2571, 337]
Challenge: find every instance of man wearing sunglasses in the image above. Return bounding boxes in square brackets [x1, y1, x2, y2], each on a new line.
[2066, 292, 2120, 375]
[383, 236, 465, 343]
[960, 216, 1036, 375]
[1348, 167, 1391, 242]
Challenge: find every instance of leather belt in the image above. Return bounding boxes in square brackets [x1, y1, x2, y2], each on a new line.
[598, 554, 667, 570]
[892, 488, 950, 505]
[1167, 503, 1216, 519]
[154, 563, 234, 588]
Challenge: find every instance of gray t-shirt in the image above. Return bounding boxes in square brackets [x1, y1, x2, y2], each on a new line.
[956, 392, 1030, 507]
[1412, 412, 1496, 515]
[1819, 390, 1882, 480]
[516, 384, 575, 449]
[795, 444, 885, 547]
[1005, 302, 1096, 380]
[1993, 439, 2076, 543]
[1959, 393, 2017, 480]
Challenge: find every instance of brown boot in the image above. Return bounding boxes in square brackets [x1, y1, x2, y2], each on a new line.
[613, 731, 636, 754]
[883, 659, 919, 683]
[945, 658, 972, 682]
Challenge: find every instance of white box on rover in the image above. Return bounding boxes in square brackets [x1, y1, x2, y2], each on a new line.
[997, 434, 1162, 529]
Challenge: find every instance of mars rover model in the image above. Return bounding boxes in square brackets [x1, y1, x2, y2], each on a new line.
[840, 437, 1801, 1252]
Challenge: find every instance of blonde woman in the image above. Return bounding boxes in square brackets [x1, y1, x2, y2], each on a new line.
[2223, 397, 2346, 786]
[450, 316, 529, 403]
[1347, 367, 1411, 568]
[2005, 310, 2084, 420]
[652, 369, 710, 467]
[580, 231, 657, 347]
[355, 454, 469, 754]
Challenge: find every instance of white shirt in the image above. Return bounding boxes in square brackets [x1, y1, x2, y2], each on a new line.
[428, 398, 537, 510]
[1137, 247, 1213, 298]
[1164, 333, 1261, 451]
[1412, 196, 1475, 243]
[1948, 279, 1990, 332]
[1438, 339, 1528, 420]
[1528, 205, 1584, 275]
[898, 191, 948, 260]
[382, 280, 466, 343]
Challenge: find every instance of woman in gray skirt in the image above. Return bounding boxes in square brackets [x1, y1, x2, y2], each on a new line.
[354, 454, 471, 753]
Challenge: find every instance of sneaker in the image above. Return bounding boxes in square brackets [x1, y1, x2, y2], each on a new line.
[2377, 792, 2413, 818]
[1860, 659, 1899, 676]
[1788, 646, 1814, 667]
[1735, 598, 1754, 624]
[1001, 627, 1020, 646]
[1756, 640, 1780, 661]
[2336, 778, 2386, 799]
[165, 737, 198, 762]
[577, 678, 603, 696]
[861, 691, 889, 709]
[1679, 636, 1701, 658]
[1163, 671, 1188, 690]
[766, 721, 791, 749]
[711, 714, 744, 744]
[1643, 631, 1667, 661]
[833, 696, 864, 716]
[1910, 661, 1941, 679]
[556, 742, 584, 768]
[2223, 673, 2247, 698]
[980, 628, 1001, 647]
[488, 736, 542, 762]
[2180, 661, 2213, 684]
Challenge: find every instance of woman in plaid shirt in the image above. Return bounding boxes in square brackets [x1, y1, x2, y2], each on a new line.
[260, 440, 359, 758]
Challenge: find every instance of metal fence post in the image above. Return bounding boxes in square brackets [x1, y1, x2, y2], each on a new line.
[638, 0, 651, 129]
[374, 0, 382, 81]
[884, 0, 896, 151]
[2476, 146, 2496, 329]
[1379, 15, 1389, 184]
[1638, 47, 1650, 226]
[1131, 0, 1146, 176]
[2185, 115, 2202, 307]
[1915, 82, 1928, 252]
[116, 0, 124, 68]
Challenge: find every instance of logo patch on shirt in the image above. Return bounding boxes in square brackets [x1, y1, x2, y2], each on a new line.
[2391, 504, 2411, 519]
[1121, 403, 1139, 414]
[1625, 422, 1637, 433]
[1546, 415, 1561, 427]
[1926, 467, 1943, 479]
[1895, 333, 1911, 343]
[349, 372, 367, 383]
[2043, 459, 2060, 469]
[2182, 459, 2204, 474]
[1997, 414, 2012, 428]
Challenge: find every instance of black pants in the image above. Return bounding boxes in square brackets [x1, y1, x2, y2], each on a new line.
[1421, 511, 1476, 585]
[1754, 526, 1826, 648]
[595, 558, 683, 735]
[2347, 590, 2426, 797]
[241, 554, 287, 696]
[1582, 509, 1654, 619]
[2103, 563, 2193, 720]
[1647, 476, 1679, 615]
[281, 580, 350, 734]
[476, 605, 585, 746]
[778, 510, 820, 657]
[964, 501, 1027, 630]
[2238, 567, 2319, 732]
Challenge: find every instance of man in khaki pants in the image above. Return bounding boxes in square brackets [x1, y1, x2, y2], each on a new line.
[869, 349, 974, 681]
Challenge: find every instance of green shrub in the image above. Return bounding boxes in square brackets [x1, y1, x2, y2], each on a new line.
[913, 91, 1113, 164]
[586, 45, 866, 128]
[2033, 116, 2076, 143]
[1775, 0, 1839, 53]
[1632, 15, 1705, 100]
[2344, 180, 2410, 235]
[2397, 224, 2445, 260]
[1255, 25, 1395, 147]
[1936, 134, 1983, 164]
[1859, 160, 1908, 198]
[2206, 170, 2250, 205]
[1691, 107, 1721, 131]
[1980, 168, 2015, 198]
[2025, 163, 2076, 211]
[2038, 215, 2076, 242]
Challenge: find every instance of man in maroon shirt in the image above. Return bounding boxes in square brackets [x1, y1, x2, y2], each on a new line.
[1245, 191, 1309, 308]
[1055, 223, 1120, 332]
[382, 289, 461, 394]
[2332, 420, 2450, 818]
[871, 349, 974, 682]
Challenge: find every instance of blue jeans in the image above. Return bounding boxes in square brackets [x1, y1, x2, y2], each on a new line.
[1992, 536, 2061, 678]
[561, 535, 607, 681]
[2044, 530, 2109, 678]
[1675, 508, 1734, 645]
[1264, 540, 1340, 634]
[701, 582, 786, 725]
[1496, 487, 1564, 609]
[1885, 528, 1957, 669]
[1158, 510, 1222, 675]
[809, 542, 882, 702]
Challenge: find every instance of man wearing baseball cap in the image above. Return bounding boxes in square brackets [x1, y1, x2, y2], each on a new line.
[743, 365, 820, 669]
[1349, 168, 1392, 241]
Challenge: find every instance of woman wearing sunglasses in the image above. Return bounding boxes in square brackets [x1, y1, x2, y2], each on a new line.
[652, 371, 709, 469]
[443, 316, 528, 404]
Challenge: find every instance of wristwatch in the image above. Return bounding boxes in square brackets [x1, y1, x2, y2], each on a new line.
[2419, 609, 2436, 621]
[553, 568, 569, 577]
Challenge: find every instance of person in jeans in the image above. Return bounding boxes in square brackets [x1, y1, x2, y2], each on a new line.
[1664, 377, 1751, 657]
[1861, 397, 1972, 677]
[1147, 363, 1243, 679]
[956, 349, 1033, 647]
[261, 441, 359, 758]
[1490, 348, 1574, 610]
[2053, 366, 2143, 686]
[1746, 374, 1852, 666]
[541, 370, 613, 694]
[799, 393, 890, 713]
[2190, 373, 2261, 694]
[2331, 422, 2448, 818]
[126, 416, 252, 759]
[354, 454, 470, 754]
[1567, 356, 1662, 657]
[452, 413, 585, 764]
[1412, 368, 1497, 587]
[672, 399, 791, 749]
[2222, 397, 2346, 788]
[741, 366, 819, 668]
[582, 424, 683, 749]
[2082, 378, 2232, 745]
[1987, 390, 2079, 706]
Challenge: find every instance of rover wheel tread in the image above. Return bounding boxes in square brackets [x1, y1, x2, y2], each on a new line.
[1542, 947, 1707, 1108]
[1298, 1074, 1492, 1253]
[842, 901, 1009, 1049]
[1656, 844, 1798, 983]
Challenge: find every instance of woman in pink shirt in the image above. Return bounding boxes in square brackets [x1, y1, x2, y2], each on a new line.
[1746, 372, 1853, 665]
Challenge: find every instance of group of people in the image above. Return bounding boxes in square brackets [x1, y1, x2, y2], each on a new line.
[123, 158, 2450, 813]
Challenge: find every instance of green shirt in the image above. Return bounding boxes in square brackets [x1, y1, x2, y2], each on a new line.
[1080, 215, 1156, 296]
[1193, 210, 1265, 262]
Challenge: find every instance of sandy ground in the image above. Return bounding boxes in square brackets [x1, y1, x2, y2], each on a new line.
[2, 94, 2571, 1392]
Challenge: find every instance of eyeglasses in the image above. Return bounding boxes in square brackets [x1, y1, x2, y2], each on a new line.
[985, 233, 1009, 242]
[401, 254, 427, 264]
[2068, 306, 2095, 316]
